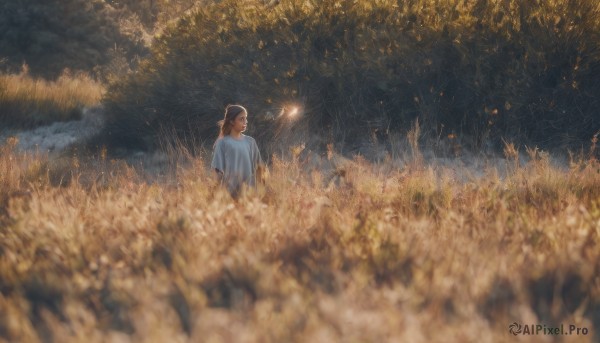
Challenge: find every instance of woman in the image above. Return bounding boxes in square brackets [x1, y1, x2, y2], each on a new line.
[211, 104, 264, 198]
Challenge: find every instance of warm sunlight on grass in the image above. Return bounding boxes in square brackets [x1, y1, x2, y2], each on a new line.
[1, 138, 599, 342]
[2, 0, 599, 340]
[0, 68, 104, 128]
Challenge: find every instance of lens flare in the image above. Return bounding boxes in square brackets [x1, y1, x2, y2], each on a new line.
[276, 105, 301, 121]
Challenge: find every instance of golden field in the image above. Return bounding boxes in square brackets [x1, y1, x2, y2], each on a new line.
[0, 137, 599, 343]
[0, 70, 104, 128]
[2, 0, 600, 341]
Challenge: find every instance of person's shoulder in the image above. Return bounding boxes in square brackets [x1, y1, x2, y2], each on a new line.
[242, 134, 256, 143]
[245, 135, 260, 148]
[214, 136, 229, 148]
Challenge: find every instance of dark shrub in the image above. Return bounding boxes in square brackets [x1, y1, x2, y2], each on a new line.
[0, 0, 147, 80]
[101, 0, 600, 154]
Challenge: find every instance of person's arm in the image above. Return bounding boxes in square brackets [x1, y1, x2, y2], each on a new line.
[257, 164, 268, 184]
[252, 139, 267, 184]
[211, 140, 225, 185]
[214, 168, 224, 184]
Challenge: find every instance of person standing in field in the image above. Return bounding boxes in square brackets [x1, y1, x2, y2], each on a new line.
[211, 104, 265, 198]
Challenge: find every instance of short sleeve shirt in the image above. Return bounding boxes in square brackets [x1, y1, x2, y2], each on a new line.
[211, 135, 262, 195]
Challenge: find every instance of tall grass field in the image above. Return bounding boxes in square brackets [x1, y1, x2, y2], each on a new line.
[1, 137, 599, 342]
[1, 0, 600, 342]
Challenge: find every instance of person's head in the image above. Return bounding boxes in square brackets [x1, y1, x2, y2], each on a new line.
[218, 104, 248, 138]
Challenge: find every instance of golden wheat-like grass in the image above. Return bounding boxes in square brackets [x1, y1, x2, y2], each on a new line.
[0, 139, 599, 342]
[0, 69, 104, 128]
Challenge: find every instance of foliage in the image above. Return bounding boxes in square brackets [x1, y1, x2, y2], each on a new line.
[0, 0, 147, 80]
[0, 141, 599, 341]
[105, 0, 203, 30]
[102, 0, 600, 153]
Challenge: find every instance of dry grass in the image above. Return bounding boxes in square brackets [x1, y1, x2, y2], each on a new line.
[0, 68, 104, 128]
[0, 139, 599, 342]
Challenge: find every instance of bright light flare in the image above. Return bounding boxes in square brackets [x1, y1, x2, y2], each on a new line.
[277, 105, 302, 121]
[288, 107, 299, 117]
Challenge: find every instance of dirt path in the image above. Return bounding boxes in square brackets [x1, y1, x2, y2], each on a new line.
[0, 106, 104, 153]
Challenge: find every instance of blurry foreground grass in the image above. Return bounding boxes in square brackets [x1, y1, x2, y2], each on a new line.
[0, 138, 599, 342]
[0, 69, 104, 129]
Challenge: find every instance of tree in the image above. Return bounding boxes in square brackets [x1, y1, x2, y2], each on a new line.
[0, 0, 147, 79]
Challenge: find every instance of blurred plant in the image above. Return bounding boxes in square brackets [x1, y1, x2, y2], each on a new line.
[0, 143, 598, 341]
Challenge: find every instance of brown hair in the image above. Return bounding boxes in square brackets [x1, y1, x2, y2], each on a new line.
[217, 104, 247, 140]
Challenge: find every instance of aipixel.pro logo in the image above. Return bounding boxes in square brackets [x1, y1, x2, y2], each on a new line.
[509, 322, 589, 336]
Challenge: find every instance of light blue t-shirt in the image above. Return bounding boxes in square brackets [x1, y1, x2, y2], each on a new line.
[211, 135, 262, 196]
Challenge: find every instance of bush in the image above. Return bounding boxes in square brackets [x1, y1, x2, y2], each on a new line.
[102, 0, 600, 154]
[0, 0, 147, 80]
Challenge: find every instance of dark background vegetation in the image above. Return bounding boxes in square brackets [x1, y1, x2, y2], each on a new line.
[0, 0, 199, 80]
[1, 0, 599, 156]
[0, 0, 148, 80]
